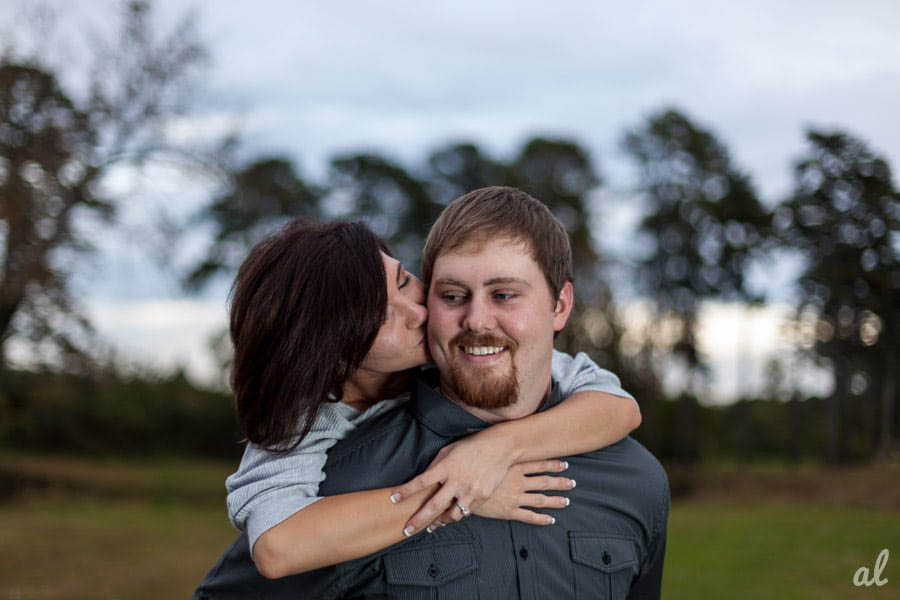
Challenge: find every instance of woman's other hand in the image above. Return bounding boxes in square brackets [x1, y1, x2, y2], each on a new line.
[389, 432, 519, 534]
[469, 459, 573, 525]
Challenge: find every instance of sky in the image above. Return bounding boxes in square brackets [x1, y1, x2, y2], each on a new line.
[3, 0, 898, 401]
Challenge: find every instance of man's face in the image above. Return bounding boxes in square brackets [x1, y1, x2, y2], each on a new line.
[427, 236, 573, 416]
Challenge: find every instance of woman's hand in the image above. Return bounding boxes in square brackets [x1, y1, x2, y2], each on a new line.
[389, 429, 523, 534]
[471, 459, 574, 525]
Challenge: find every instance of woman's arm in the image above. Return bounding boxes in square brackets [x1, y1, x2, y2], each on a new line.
[488, 390, 640, 461]
[252, 459, 571, 578]
[252, 485, 435, 579]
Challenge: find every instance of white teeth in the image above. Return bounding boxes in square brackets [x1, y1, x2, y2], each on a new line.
[463, 346, 506, 356]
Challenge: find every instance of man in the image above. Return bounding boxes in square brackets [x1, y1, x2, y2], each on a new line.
[195, 186, 669, 599]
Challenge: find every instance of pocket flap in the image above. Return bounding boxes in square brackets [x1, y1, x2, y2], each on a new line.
[383, 541, 477, 587]
[569, 533, 638, 574]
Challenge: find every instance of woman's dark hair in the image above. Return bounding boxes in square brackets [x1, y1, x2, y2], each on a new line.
[229, 219, 389, 453]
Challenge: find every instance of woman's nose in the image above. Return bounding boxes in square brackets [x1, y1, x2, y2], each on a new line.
[409, 300, 428, 327]
[406, 277, 428, 326]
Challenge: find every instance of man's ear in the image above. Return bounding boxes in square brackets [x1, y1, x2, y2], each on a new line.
[552, 281, 574, 332]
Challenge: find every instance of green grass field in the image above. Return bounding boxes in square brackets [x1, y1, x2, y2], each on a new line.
[665, 503, 897, 599]
[1, 453, 897, 599]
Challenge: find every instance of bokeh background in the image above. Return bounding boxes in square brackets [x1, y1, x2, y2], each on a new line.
[1, 1, 898, 598]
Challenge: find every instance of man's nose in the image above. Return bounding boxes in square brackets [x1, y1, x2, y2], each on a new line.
[461, 296, 495, 332]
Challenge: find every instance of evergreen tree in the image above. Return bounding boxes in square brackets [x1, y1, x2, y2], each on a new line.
[622, 108, 770, 462]
[777, 130, 899, 461]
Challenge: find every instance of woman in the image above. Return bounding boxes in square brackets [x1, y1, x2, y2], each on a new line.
[225, 218, 641, 579]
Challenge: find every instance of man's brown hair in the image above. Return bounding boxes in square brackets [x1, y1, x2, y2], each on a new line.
[422, 186, 573, 299]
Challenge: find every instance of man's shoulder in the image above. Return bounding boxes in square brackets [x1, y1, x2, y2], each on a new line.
[320, 396, 439, 495]
[325, 401, 415, 465]
[576, 436, 669, 507]
[601, 436, 667, 478]
[324, 370, 448, 472]
[325, 403, 415, 478]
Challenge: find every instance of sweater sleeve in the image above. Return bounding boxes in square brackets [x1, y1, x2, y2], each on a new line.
[224, 403, 357, 556]
[551, 348, 636, 405]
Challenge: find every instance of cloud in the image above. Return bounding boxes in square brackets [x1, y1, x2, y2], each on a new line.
[87, 299, 228, 386]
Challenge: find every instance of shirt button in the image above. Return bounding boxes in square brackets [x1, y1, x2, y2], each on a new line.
[602, 551, 612, 565]
[427, 564, 440, 578]
[519, 546, 529, 560]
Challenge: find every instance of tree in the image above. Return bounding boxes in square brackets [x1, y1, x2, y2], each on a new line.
[325, 153, 439, 274]
[0, 63, 99, 370]
[622, 109, 769, 380]
[426, 142, 507, 207]
[0, 1, 221, 369]
[777, 130, 900, 461]
[622, 108, 770, 462]
[185, 157, 319, 290]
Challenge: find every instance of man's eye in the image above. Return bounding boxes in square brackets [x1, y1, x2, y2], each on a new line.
[494, 292, 518, 301]
[441, 292, 465, 304]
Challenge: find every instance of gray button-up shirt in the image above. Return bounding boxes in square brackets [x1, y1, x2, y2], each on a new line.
[195, 370, 669, 599]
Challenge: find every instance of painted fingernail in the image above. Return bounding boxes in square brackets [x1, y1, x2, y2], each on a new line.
[426, 525, 437, 534]
[548, 516, 556, 525]
[403, 525, 416, 537]
[560, 461, 569, 470]
[562, 497, 571, 507]
[568, 479, 577, 488]
[390, 493, 402, 504]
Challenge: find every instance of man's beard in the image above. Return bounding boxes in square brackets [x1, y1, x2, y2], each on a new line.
[446, 332, 519, 409]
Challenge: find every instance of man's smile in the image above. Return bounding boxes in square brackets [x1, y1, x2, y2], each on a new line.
[461, 345, 507, 356]
[457, 344, 511, 365]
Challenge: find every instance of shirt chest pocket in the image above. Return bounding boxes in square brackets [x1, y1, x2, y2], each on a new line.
[382, 541, 479, 600]
[569, 533, 639, 600]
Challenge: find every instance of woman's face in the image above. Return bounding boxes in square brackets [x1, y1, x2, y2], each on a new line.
[357, 252, 429, 375]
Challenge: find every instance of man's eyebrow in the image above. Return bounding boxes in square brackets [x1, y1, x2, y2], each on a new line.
[434, 277, 530, 287]
[484, 277, 531, 287]
[433, 277, 468, 287]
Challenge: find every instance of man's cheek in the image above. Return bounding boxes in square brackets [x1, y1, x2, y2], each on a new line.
[427, 313, 453, 343]
[502, 316, 531, 341]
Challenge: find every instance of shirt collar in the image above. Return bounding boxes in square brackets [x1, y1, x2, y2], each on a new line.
[409, 366, 564, 438]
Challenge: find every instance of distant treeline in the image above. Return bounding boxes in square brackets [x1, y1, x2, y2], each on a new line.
[0, 369, 243, 461]
[0, 367, 863, 464]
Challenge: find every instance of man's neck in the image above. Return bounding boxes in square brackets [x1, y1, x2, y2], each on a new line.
[440, 375, 552, 424]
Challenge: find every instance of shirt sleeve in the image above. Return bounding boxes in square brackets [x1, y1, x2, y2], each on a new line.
[626, 476, 670, 600]
[225, 404, 355, 556]
[551, 348, 636, 404]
